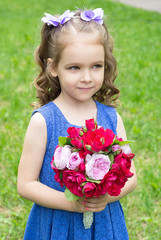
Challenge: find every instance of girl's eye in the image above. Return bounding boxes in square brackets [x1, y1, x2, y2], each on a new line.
[69, 66, 80, 70]
[93, 64, 103, 69]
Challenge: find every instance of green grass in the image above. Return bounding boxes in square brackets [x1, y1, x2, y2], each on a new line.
[0, 0, 161, 239]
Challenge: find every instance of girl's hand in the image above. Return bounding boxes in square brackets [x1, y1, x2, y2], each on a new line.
[71, 197, 87, 213]
[83, 194, 110, 212]
[72, 194, 110, 213]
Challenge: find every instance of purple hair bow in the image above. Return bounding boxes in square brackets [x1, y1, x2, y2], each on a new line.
[41, 10, 75, 26]
[80, 8, 104, 25]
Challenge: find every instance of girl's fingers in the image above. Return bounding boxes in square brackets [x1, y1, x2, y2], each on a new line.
[75, 194, 109, 213]
[84, 197, 100, 204]
[85, 196, 107, 204]
[84, 200, 107, 210]
[75, 200, 106, 213]
[85, 206, 105, 212]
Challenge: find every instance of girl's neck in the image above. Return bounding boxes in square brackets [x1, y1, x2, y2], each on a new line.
[53, 95, 97, 126]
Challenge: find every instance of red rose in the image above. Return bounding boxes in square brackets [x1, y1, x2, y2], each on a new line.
[96, 183, 107, 197]
[71, 138, 83, 149]
[67, 127, 81, 138]
[85, 118, 97, 131]
[106, 183, 121, 196]
[103, 128, 116, 148]
[83, 127, 115, 152]
[114, 153, 134, 178]
[78, 162, 86, 172]
[62, 170, 86, 197]
[83, 130, 102, 152]
[79, 148, 92, 158]
[83, 182, 98, 198]
[100, 169, 126, 196]
[79, 149, 85, 158]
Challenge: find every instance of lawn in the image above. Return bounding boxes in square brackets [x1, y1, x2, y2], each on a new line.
[0, 0, 161, 239]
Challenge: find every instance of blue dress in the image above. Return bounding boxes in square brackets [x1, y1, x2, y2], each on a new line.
[24, 101, 129, 240]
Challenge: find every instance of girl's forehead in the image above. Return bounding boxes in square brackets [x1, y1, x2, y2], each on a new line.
[59, 36, 104, 64]
[61, 30, 102, 47]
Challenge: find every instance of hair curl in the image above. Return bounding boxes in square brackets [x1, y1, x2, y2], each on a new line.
[31, 10, 120, 109]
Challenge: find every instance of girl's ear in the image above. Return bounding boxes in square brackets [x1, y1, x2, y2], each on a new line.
[47, 58, 58, 78]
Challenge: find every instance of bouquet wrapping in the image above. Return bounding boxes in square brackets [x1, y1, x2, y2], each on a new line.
[51, 119, 135, 229]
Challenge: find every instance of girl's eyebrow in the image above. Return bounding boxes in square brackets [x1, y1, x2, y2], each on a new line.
[92, 60, 105, 64]
[64, 60, 104, 67]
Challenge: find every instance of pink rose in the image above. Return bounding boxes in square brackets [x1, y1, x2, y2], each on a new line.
[62, 170, 86, 197]
[54, 145, 71, 170]
[111, 144, 121, 152]
[112, 144, 132, 155]
[85, 154, 92, 162]
[83, 182, 98, 198]
[85, 153, 111, 180]
[67, 152, 84, 170]
[121, 144, 132, 155]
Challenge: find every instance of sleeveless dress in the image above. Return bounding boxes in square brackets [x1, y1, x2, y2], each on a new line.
[24, 101, 129, 240]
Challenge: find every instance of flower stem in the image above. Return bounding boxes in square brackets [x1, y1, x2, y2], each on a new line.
[83, 212, 93, 229]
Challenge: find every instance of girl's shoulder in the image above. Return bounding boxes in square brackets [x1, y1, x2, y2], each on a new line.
[31, 101, 56, 127]
[31, 101, 55, 148]
[31, 101, 55, 128]
[32, 101, 53, 116]
[23, 112, 47, 156]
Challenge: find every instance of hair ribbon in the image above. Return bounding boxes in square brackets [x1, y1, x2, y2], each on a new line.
[80, 8, 104, 25]
[41, 8, 104, 27]
[41, 10, 75, 26]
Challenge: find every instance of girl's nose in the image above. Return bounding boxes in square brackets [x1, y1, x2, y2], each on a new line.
[81, 69, 92, 83]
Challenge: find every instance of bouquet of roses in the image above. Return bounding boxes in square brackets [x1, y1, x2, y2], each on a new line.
[51, 119, 135, 229]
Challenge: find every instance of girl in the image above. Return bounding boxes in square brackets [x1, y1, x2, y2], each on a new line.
[17, 8, 137, 240]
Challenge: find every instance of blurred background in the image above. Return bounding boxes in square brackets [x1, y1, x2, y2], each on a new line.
[0, 0, 161, 239]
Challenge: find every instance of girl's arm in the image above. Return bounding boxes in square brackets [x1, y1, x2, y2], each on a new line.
[83, 112, 137, 212]
[17, 113, 85, 212]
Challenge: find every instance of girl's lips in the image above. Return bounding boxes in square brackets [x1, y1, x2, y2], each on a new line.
[77, 87, 94, 93]
[77, 87, 93, 90]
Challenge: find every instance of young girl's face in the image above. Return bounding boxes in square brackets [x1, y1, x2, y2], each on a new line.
[52, 32, 105, 104]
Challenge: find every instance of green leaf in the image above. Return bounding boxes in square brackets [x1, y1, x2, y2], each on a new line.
[85, 176, 101, 184]
[119, 140, 135, 146]
[113, 139, 134, 146]
[58, 136, 72, 146]
[58, 136, 67, 146]
[59, 171, 63, 180]
[95, 150, 109, 155]
[108, 153, 114, 163]
[65, 188, 80, 201]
